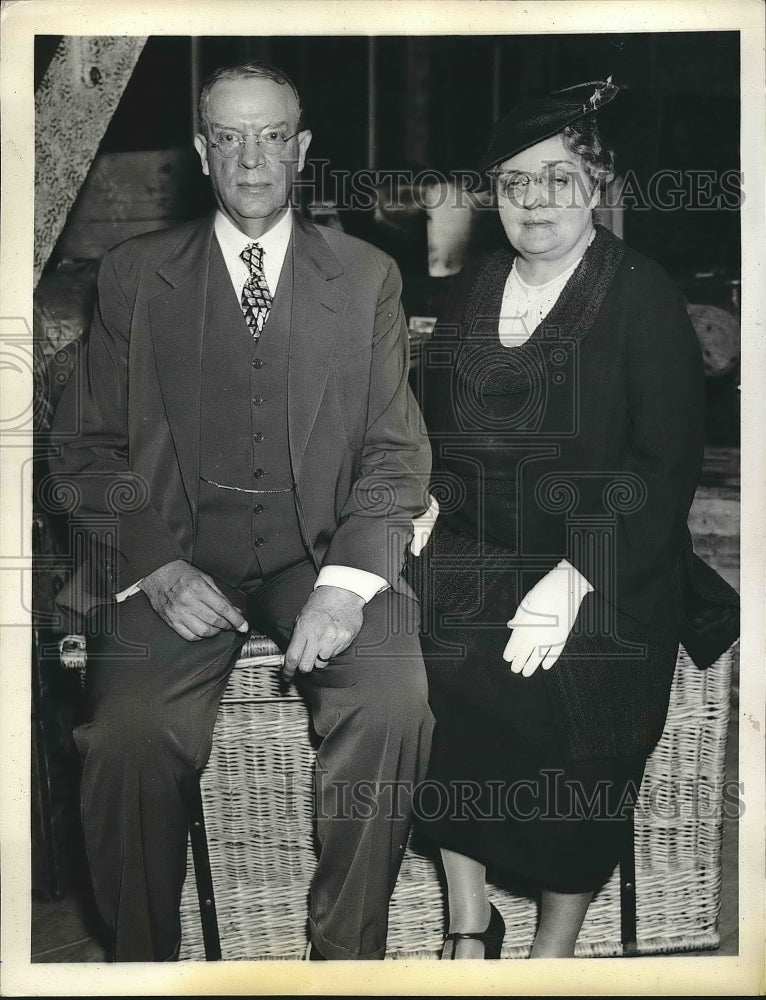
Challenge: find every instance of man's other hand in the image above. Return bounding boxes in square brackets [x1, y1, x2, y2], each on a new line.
[139, 560, 250, 641]
[283, 586, 365, 680]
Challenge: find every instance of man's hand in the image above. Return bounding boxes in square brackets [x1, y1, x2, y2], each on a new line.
[139, 560, 249, 642]
[283, 585, 365, 681]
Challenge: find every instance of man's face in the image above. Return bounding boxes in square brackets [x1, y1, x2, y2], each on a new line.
[195, 76, 312, 239]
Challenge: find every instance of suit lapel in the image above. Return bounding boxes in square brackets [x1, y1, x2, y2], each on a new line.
[148, 216, 214, 517]
[288, 214, 349, 470]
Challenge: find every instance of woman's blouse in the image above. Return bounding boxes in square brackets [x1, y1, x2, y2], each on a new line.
[498, 255, 582, 348]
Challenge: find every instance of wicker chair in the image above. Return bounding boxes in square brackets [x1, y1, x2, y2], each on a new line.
[60, 632, 736, 961]
[180, 637, 735, 960]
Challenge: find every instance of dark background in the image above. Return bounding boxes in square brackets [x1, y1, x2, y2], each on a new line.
[35, 31, 742, 453]
[36, 31, 741, 278]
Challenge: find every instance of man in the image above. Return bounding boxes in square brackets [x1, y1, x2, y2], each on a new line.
[50, 60, 434, 962]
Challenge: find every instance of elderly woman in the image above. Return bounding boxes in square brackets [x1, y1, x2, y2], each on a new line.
[414, 81, 705, 958]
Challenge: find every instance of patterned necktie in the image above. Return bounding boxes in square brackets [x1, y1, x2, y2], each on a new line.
[240, 243, 272, 340]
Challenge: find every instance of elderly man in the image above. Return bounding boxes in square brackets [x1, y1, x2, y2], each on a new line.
[51, 60, 433, 962]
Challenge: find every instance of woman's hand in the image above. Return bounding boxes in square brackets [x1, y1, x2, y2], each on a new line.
[502, 560, 593, 677]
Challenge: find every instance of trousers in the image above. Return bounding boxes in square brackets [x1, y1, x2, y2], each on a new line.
[75, 559, 433, 961]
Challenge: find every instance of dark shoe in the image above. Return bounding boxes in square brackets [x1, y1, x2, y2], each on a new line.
[443, 902, 505, 959]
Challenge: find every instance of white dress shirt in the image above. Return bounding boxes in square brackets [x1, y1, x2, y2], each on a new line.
[213, 207, 292, 302]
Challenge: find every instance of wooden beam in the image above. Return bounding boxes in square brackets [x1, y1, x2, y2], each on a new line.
[34, 35, 147, 286]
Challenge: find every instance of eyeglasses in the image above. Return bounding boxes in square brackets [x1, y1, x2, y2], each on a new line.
[207, 126, 301, 158]
[492, 169, 574, 200]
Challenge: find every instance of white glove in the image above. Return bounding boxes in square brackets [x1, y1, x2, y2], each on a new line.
[410, 493, 440, 556]
[502, 559, 593, 677]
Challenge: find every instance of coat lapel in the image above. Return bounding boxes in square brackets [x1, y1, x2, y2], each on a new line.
[287, 214, 349, 470]
[148, 216, 214, 517]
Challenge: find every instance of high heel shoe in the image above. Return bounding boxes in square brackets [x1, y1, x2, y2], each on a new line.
[443, 902, 505, 959]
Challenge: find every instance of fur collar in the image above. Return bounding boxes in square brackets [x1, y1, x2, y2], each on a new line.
[455, 224, 625, 395]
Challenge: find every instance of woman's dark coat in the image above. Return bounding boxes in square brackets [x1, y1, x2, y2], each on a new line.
[419, 226, 706, 761]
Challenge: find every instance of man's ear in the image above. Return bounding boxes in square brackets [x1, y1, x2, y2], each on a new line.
[194, 133, 210, 177]
[296, 130, 312, 173]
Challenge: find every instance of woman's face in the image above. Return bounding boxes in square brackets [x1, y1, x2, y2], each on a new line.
[495, 134, 599, 268]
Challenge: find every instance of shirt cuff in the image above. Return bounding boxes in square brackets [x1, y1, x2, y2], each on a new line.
[314, 566, 390, 603]
[115, 579, 144, 603]
[424, 492, 440, 519]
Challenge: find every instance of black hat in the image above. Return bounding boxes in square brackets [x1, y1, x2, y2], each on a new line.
[478, 78, 619, 174]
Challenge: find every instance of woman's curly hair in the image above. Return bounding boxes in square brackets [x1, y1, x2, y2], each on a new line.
[561, 114, 615, 192]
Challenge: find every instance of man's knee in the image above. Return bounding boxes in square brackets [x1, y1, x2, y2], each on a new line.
[356, 660, 432, 741]
[352, 601, 431, 730]
[75, 701, 194, 775]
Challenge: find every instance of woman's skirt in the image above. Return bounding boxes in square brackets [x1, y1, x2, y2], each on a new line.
[411, 520, 679, 894]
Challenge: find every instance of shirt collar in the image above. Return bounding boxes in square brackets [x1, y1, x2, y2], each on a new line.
[214, 208, 293, 276]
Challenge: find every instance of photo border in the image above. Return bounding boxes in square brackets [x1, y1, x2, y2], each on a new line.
[2, 1, 764, 995]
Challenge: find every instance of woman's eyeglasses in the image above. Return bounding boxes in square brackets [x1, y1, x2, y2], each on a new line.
[492, 168, 574, 200]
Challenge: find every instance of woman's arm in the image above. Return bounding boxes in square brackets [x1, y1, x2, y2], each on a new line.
[566, 257, 705, 621]
[505, 255, 705, 675]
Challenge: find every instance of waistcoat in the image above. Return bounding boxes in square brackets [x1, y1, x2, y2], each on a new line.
[194, 235, 307, 584]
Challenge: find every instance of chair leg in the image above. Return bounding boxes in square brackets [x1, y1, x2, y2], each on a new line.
[188, 779, 222, 961]
[619, 806, 638, 956]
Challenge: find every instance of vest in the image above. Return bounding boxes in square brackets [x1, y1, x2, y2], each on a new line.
[193, 234, 307, 585]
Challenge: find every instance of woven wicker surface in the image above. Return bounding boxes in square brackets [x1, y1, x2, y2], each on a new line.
[178, 641, 735, 961]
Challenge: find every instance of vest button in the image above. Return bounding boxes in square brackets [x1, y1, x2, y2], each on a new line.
[253, 431, 264, 443]
[251, 358, 265, 369]
[254, 537, 266, 547]
[253, 468, 265, 478]
[253, 504, 264, 514]
[251, 395, 264, 405]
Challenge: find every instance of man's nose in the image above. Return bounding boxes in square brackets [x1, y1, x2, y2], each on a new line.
[240, 135, 266, 169]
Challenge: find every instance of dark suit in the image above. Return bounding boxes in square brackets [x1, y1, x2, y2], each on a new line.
[50, 211, 434, 960]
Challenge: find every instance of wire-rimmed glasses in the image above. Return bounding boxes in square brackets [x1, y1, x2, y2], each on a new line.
[207, 126, 301, 158]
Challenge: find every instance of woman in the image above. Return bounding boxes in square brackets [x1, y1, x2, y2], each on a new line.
[413, 81, 705, 958]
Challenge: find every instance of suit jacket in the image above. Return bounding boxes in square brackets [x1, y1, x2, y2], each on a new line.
[50, 212, 431, 621]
